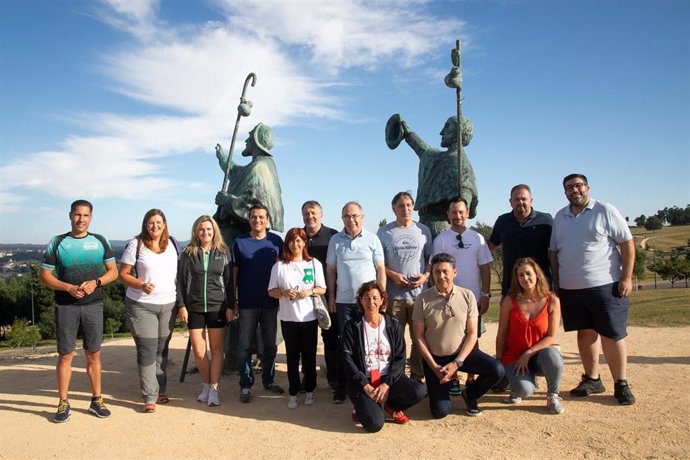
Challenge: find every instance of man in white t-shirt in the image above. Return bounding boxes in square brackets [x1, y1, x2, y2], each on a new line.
[431, 197, 493, 393]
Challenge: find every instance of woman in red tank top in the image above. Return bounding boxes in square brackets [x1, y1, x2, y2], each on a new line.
[495, 258, 565, 414]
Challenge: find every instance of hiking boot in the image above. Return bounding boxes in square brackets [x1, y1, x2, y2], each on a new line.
[197, 382, 211, 403]
[263, 382, 285, 394]
[207, 388, 220, 407]
[304, 391, 316, 406]
[287, 395, 298, 409]
[54, 399, 71, 423]
[547, 393, 564, 414]
[88, 396, 111, 418]
[570, 374, 605, 397]
[240, 388, 252, 403]
[614, 380, 636, 405]
[461, 391, 482, 417]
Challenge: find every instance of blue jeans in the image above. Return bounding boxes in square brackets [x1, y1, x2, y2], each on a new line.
[237, 307, 278, 389]
[422, 349, 505, 419]
[505, 347, 563, 397]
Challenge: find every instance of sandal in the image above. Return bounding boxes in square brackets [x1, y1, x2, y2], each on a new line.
[384, 404, 409, 424]
[143, 403, 156, 413]
[156, 394, 170, 404]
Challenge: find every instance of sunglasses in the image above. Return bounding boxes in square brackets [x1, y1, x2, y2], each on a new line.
[456, 233, 464, 249]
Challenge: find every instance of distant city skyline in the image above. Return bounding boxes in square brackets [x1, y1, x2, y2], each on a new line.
[1, 0, 688, 244]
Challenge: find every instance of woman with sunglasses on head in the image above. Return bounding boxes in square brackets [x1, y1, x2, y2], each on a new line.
[119, 209, 179, 413]
[177, 215, 233, 408]
[340, 281, 426, 432]
[496, 257, 565, 414]
[268, 227, 326, 409]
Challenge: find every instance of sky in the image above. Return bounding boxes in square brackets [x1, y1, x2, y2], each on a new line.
[1, 0, 688, 244]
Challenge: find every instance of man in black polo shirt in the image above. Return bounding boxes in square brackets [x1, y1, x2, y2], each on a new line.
[302, 200, 338, 391]
[489, 184, 553, 294]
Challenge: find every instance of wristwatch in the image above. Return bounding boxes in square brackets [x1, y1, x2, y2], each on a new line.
[453, 358, 464, 368]
[481, 292, 491, 299]
[95, 278, 102, 287]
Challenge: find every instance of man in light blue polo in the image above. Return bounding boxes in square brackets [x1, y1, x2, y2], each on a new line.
[549, 173, 636, 405]
[327, 201, 386, 403]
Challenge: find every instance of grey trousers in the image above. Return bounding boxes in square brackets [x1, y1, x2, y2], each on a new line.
[505, 347, 564, 398]
[125, 297, 176, 403]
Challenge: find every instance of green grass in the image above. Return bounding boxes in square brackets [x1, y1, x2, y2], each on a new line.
[632, 224, 690, 252]
[484, 287, 690, 327]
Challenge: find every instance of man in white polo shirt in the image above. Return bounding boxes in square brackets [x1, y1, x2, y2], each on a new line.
[549, 173, 635, 405]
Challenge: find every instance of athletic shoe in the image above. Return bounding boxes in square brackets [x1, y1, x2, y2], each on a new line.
[240, 388, 252, 403]
[547, 393, 564, 414]
[333, 391, 347, 404]
[570, 374, 606, 397]
[88, 396, 111, 418]
[461, 391, 482, 417]
[54, 400, 71, 423]
[506, 395, 522, 404]
[207, 388, 220, 407]
[304, 391, 316, 406]
[384, 404, 410, 424]
[614, 380, 636, 405]
[143, 403, 156, 413]
[287, 395, 298, 409]
[351, 409, 359, 422]
[156, 394, 170, 404]
[197, 383, 211, 403]
[449, 378, 462, 396]
[491, 376, 511, 393]
[263, 382, 285, 394]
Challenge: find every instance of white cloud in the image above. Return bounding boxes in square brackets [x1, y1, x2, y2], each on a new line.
[0, 0, 465, 208]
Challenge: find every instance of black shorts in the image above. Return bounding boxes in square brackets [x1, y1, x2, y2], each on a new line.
[55, 301, 104, 355]
[559, 282, 629, 340]
[187, 309, 227, 330]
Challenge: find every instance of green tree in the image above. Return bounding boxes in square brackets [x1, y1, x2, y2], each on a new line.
[632, 250, 646, 288]
[644, 216, 663, 232]
[472, 221, 502, 285]
[634, 215, 646, 227]
[6, 318, 42, 354]
[647, 254, 686, 288]
[378, 218, 387, 229]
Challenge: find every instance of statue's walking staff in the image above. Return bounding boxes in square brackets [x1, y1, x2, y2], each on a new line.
[221, 72, 257, 193]
[445, 40, 463, 198]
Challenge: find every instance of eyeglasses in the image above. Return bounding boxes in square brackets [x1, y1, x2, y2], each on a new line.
[456, 233, 464, 249]
[565, 182, 587, 192]
[342, 214, 361, 220]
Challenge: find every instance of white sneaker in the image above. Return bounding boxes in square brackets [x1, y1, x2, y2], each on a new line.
[547, 393, 564, 414]
[287, 395, 298, 409]
[304, 392, 315, 406]
[507, 394, 522, 404]
[207, 387, 220, 406]
[197, 382, 210, 403]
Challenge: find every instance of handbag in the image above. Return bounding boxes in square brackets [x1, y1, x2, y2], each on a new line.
[311, 259, 331, 330]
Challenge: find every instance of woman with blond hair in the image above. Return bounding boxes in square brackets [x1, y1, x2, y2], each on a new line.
[120, 209, 179, 413]
[177, 215, 233, 407]
[496, 257, 564, 414]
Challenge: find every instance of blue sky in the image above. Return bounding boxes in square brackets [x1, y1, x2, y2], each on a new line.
[1, 0, 688, 244]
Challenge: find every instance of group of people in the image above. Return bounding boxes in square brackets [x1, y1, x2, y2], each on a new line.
[40, 172, 636, 431]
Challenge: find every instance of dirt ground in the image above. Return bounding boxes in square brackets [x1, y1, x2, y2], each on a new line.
[1, 323, 689, 459]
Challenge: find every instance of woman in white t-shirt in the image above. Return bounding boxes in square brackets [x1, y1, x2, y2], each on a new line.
[119, 209, 178, 413]
[268, 227, 326, 409]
